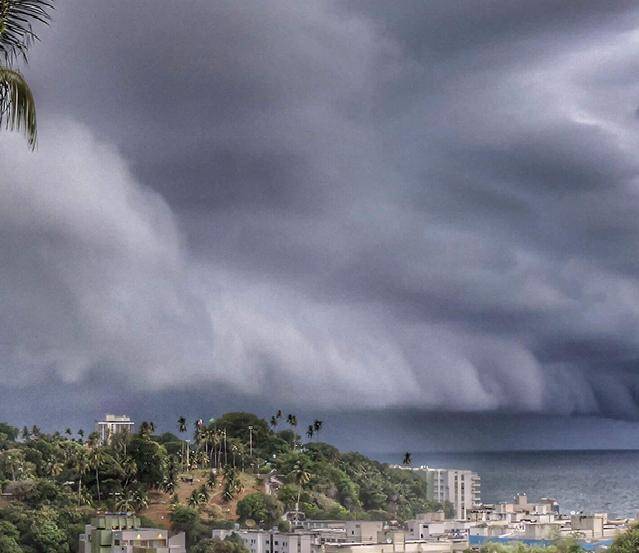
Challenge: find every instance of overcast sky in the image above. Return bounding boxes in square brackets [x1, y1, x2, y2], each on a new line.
[4, 1, 639, 450]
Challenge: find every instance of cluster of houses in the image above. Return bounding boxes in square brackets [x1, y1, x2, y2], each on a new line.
[211, 497, 631, 553]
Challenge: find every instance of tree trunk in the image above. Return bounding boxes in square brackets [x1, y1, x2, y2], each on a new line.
[96, 468, 101, 501]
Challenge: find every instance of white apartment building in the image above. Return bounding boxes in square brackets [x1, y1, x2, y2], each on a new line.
[213, 530, 314, 553]
[426, 468, 480, 520]
[95, 414, 135, 444]
[389, 465, 480, 520]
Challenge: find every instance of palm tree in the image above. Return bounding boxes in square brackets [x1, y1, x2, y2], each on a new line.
[20, 426, 29, 441]
[88, 446, 107, 502]
[289, 461, 311, 523]
[45, 459, 63, 478]
[72, 448, 90, 504]
[116, 489, 136, 512]
[188, 488, 206, 508]
[402, 452, 412, 466]
[306, 425, 314, 440]
[0, 0, 53, 148]
[77, 429, 84, 442]
[270, 416, 278, 429]
[313, 420, 323, 434]
[64, 428, 72, 439]
[139, 421, 151, 437]
[177, 416, 187, 469]
[287, 414, 298, 449]
[222, 466, 242, 502]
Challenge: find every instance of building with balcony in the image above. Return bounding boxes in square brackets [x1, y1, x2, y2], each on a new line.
[95, 414, 135, 444]
[79, 513, 186, 553]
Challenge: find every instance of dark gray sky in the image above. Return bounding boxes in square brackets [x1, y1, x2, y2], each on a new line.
[3, 1, 639, 450]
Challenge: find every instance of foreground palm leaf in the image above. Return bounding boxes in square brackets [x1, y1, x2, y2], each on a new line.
[0, 66, 36, 147]
[0, 0, 53, 147]
[0, 0, 52, 62]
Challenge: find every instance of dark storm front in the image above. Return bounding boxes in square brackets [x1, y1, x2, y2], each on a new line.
[375, 450, 639, 518]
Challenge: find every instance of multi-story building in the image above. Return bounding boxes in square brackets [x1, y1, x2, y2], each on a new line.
[391, 465, 480, 520]
[79, 513, 186, 553]
[95, 414, 135, 444]
[213, 526, 466, 553]
[213, 529, 314, 553]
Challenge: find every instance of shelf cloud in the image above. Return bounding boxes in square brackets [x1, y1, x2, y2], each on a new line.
[4, 1, 639, 427]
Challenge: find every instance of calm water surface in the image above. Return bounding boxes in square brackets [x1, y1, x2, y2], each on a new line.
[372, 450, 639, 518]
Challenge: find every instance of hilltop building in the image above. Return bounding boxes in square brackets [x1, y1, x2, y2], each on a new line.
[79, 513, 186, 553]
[95, 414, 134, 444]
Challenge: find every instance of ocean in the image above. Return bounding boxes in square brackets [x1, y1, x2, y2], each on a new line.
[371, 450, 639, 519]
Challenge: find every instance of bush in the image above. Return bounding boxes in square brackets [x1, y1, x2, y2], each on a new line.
[236, 493, 283, 528]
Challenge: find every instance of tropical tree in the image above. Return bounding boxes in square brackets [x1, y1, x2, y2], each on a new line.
[71, 447, 89, 504]
[610, 525, 639, 553]
[237, 492, 283, 528]
[178, 416, 187, 469]
[289, 460, 311, 522]
[287, 414, 297, 449]
[139, 421, 153, 437]
[306, 425, 314, 440]
[222, 466, 243, 502]
[88, 446, 108, 502]
[0, 0, 53, 148]
[189, 488, 207, 509]
[402, 452, 412, 466]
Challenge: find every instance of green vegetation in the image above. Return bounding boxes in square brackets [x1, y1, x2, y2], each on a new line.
[610, 523, 639, 552]
[0, 411, 449, 551]
[466, 537, 585, 553]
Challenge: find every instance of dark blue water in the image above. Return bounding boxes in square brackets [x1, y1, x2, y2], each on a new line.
[371, 450, 639, 519]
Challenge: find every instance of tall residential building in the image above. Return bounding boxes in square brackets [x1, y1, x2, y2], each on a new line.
[79, 513, 186, 553]
[424, 468, 481, 520]
[390, 465, 481, 520]
[95, 414, 134, 444]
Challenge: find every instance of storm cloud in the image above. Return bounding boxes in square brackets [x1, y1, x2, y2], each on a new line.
[4, 1, 639, 430]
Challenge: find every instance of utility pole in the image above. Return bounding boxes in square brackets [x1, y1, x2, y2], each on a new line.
[223, 429, 228, 467]
[248, 425, 253, 457]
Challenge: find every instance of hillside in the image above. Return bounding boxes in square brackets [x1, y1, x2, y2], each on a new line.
[0, 413, 450, 552]
[142, 471, 262, 529]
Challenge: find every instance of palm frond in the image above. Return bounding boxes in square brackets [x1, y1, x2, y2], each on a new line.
[0, 0, 53, 63]
[0, 66, 37, 148]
